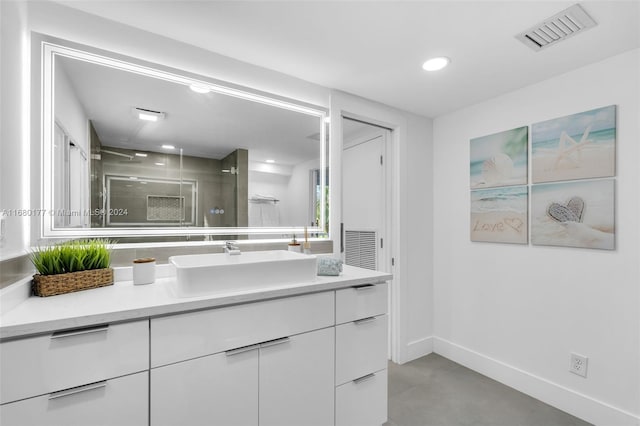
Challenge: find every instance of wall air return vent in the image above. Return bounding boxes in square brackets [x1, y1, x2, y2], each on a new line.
[516, 4, 597, 52]
[345, 230, 377, 270]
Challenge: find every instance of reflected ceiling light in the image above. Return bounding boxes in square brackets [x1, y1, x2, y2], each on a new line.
[161, 144, 175, 150]
[266, 159, 275, 163]
[133, 107, 165, 122]
[129, 176, 138, 180]
[155, 162, 165, 166]
[422, 56, 450, 71]
[189, 83, 211, 94]
[139, 113, 158, 122]
[135, 153, 147, 157]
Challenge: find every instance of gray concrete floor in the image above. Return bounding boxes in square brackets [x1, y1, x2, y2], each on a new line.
[385, 353, 592, 426]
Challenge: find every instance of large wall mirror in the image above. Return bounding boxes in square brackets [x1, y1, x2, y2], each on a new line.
[37, 35, 329, 241]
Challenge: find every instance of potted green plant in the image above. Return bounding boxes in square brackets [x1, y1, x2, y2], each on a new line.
[30, 239, 113, 297]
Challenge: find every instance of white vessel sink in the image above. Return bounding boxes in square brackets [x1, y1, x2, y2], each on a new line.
[168, 250, 317, 297]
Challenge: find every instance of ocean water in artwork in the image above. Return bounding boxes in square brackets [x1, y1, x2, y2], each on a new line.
[532, 105, 616, 183]
[531, 179, 614, 250]
[470, 126, 528, 189]
[470, 186, 528, 244]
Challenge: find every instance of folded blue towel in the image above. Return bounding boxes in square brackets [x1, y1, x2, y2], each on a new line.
[317, 258, 343, 276]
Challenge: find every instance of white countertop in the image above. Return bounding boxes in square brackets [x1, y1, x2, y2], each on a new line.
[0, 265, 392, 340]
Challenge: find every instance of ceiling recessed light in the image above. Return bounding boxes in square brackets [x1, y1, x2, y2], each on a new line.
[155, 162, 165, 166]
[266, 159, 275, 163]
[135, 153, 147, 157]
[189, 83, 211, 94]
[161, 144, 175, 150]
[422, 57, 450, 72]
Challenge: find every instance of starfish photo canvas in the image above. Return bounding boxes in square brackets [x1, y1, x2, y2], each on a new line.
[531, 105, 616, 183]
[470, 186, 528, 244]
[531, 179, 615, 250]
[470, 126, 528, 189]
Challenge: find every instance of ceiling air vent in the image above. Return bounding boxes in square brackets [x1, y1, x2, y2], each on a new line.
[516, 4, 597, 52]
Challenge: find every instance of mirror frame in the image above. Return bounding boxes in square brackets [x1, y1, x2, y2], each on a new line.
[35, 34, 329, 240]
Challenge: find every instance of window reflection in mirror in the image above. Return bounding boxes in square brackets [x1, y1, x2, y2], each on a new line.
[42, 37, 328, 239]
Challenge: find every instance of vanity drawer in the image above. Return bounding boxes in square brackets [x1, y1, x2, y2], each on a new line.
[151, 291, 334, 367]
[0, 319, 149, 404]
[335, 369, 388, 426]
[0, 371, 148, 426]
[335, 314, 388, 385]
[335, 282, 387, 324]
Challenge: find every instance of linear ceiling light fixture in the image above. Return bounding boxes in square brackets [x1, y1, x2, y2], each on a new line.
[516, 3, 597, 51]
[133, 107, 165, 122]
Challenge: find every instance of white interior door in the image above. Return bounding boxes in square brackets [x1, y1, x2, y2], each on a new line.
[342, 121, 386, 271]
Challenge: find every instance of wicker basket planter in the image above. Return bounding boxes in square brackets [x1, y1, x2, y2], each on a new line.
[32, 268, 114, 297]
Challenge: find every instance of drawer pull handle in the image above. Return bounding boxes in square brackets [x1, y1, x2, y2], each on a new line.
[49, 381, 107, 400]
[51, 325, 109, 339]
[260, 337, 290, 348]
[353, 373, 376, 384]
[354, 316, 377, 325]
[353, 284, 375, 291]
[226, 344, 259, 357]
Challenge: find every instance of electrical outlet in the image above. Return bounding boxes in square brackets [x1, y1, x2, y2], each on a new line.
[570, 353, 588, 377]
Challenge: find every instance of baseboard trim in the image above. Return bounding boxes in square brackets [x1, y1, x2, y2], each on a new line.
[405, 336, 434, 363]
[433, 337, 639, 426]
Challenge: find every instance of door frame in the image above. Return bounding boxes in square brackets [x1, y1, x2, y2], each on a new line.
[330, 91, 408, 363]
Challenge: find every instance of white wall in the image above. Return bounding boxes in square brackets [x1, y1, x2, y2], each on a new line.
[54, 65, 89, 152]
[284, 157, 319, 228]
[433, 49, 640, 425]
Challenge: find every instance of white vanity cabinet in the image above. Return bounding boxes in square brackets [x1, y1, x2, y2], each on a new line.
[150, 291, 336, 426]
[0, 269, 391, 426]
[335, 283, 389, 426]
[0, 320, 149, 426]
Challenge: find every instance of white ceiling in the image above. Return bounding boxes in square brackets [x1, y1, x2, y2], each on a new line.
[55, 1, 639, 118]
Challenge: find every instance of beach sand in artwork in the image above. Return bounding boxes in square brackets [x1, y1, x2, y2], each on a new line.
[531, 216, 614, 250]
[470, 211, 528, 244]
[532, 143, 614, 183]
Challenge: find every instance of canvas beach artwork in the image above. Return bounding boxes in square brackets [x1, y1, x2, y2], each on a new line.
[470, 126, 528, 189]
[531, 179, 614, 250]
[470, 186, 528, 244]
[531, 105, 616, 183]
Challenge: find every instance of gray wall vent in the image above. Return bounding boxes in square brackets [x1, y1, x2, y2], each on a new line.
[345, 230, 377, 270]
[516, 4, 597, 52]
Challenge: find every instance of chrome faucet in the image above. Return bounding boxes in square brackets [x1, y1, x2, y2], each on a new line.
[224, 241, 241, 255]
